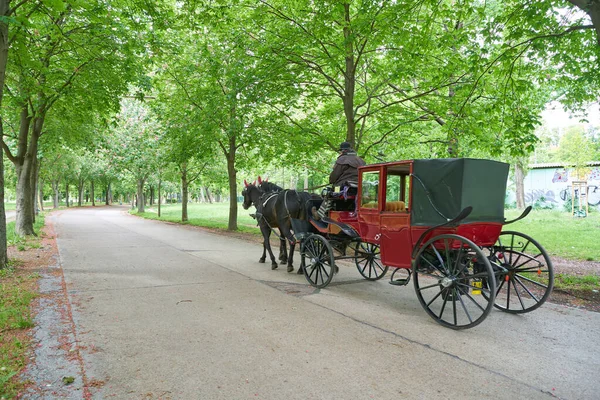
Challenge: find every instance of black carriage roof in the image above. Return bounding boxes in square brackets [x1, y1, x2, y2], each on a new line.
[363, 158, 510, 226]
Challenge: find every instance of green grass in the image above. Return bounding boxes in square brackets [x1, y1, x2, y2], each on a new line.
[1, 214, 46, 398]
[6, 213, 47, 250]
[555, 274, 599, 289]
[505, 209, 600, 262]
[0, 266, 39, 399]
[132, 203, 262, 236]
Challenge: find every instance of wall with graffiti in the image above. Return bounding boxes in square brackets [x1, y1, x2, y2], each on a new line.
[520, 166, 600, 208]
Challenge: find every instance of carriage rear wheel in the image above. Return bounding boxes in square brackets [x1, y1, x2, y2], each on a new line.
[355, 242, 388, 281]
[486, 231, 554, 313]
[300, 234, 336, 288]
[413, 234, 496, 330]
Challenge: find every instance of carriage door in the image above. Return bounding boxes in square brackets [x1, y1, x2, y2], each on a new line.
[379, 165, 412, 269]
[357, 168, 382, 244]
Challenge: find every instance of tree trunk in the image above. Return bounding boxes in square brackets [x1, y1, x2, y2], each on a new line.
[150, 186, 154, 206]
[91, 180, 95, 206]
[181, 166, 189, 222]
[13, 107, 36, 236]
[205, 187, 213, 204]
[0, 149, 6, 266]
[32, 156, 39, 221]
[137, 178, 145, 213]
[515, 162, 526, 209]
[66, 182, 70, 207]
[0, 0, 10, 266]
[158, 179, 161, 218]
[105, 183, 110, 205]
[52, 180, 60, 208]
[226, 138, 238, 231]
[38, 178, 44, 212]
[15, 164, 35, 235]
[343, 3, 356, 148]
[78, 178, 84, 206]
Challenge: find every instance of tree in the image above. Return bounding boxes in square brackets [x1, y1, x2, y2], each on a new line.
[154, 6, 275, 230]
[153, 76, 218, 222]
[559, 125, 595, 179]
[108, 99, 161, 213]
[1, 0, 148, 235]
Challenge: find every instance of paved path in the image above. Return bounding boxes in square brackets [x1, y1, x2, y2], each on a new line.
[47, 206, 599, 399]
[5, 210, 15, 223]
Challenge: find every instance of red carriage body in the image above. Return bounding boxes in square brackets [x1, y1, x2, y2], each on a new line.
[293, 158, 554, 329]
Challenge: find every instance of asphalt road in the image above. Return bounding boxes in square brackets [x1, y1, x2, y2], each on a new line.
[45, 206, 600, 399]
[5, 210, 16, 223]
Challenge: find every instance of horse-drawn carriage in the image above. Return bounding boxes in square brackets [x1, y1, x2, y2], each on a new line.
[292, 158, 554, 329]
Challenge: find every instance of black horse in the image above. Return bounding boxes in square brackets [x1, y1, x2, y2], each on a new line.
[242, 180, 316, 273]
[242, 179, 288, 268]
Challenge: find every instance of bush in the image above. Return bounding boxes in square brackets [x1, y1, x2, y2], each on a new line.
[532, 196, 554, 210]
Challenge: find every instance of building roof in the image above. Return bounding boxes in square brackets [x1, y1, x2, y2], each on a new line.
[529, 161, 600, 169]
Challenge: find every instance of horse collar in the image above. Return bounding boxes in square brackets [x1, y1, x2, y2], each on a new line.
[262, 193, 278, 207]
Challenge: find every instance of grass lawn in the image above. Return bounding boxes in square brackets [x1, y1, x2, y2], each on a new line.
[134, 202, 261, 235]
[0, 216, 45, 398]
[505, 209, 600, 261]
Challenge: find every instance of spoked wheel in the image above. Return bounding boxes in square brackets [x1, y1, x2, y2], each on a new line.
[355, 242, 389, 281]
[486, 231, 554, 313]
[413, 234, 496, 330]
[300, 234, 336, 288]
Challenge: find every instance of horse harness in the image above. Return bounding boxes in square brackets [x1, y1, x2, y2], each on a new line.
[252, 189, 299, 244]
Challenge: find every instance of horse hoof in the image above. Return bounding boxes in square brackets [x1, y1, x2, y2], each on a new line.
[280, 259, 287, 265]
[287, 266, 294, 273]
[271, 264, 278, 270]
[334, 266, 339, 274]
[259, 258, 266, 263]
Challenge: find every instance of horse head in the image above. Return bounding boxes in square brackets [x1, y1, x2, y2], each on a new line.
[258, 178, 284, 193]
[242, 180, 259, 210]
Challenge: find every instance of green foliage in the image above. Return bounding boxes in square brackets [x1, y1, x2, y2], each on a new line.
[558, 125, 595, 178]
[106, 99, 162, 182]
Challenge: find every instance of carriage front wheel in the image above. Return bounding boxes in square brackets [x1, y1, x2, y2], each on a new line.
[413, 234, 496, 330]
[300, 234, 336, 288]
[486, 231, 554, 313]
[354, 242, 389, 280]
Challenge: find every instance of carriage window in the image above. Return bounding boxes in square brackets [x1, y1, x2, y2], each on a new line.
[361, 171, 379, 209]
[385, 170, 410, 212]
[385, 174, 409, 212]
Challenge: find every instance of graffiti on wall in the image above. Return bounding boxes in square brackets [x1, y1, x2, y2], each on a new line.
[524, 189, 557, 204]
[552, 168, 569, 183]
[552, 167, 600, 182]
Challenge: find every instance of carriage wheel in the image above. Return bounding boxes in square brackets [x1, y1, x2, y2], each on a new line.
[355, 242, 388, 281]
[486, 231, 554, 313]
[413, 234, 496, 330]
[300, 234, 336, 288]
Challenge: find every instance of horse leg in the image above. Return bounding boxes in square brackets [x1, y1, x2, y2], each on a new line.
[278, 226, 297, 273]
[278, 233, 288, 264]
[259, 240, 267, 263]
[260, 224, 278, 270]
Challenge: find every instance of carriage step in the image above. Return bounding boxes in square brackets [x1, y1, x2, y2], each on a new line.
[389, 268, 411, 286]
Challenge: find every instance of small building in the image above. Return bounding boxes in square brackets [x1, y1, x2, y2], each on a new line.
[522, 162, 600, 208]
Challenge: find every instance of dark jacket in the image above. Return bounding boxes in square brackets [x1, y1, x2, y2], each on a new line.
[329, 151, 366, 187]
